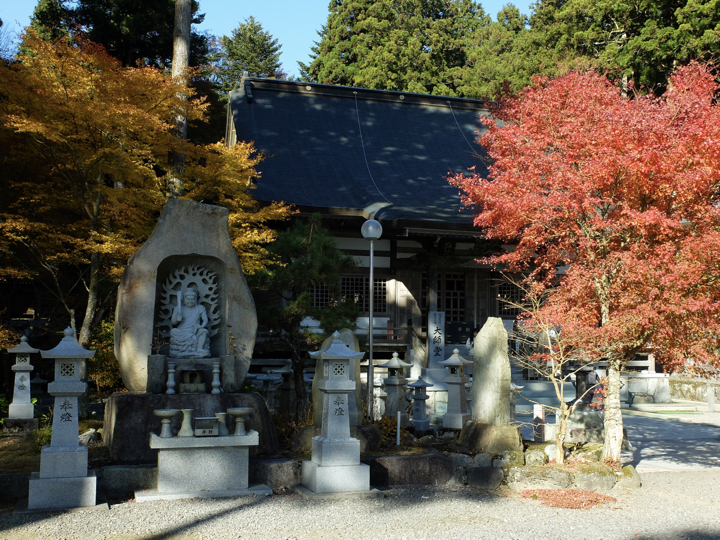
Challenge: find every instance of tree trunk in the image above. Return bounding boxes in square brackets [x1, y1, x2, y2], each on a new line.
[79, 251, 101, 348]
[555, 401, 568, 464]
[169, 0, 191, 196]
[602, 358, 624, 461]
[171, 0, 191, 76]
[288, 339, 308, 423]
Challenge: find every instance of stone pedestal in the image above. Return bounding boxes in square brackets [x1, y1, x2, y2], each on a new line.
[28, 328, 98, 510]
[439, 349, 472, 429]
[133, 431, 271, 501]
[7, 336, 38, 421]
[302, 332, 369, 493]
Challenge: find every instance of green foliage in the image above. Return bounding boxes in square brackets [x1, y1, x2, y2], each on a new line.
[32, 425, 52, 449]
[29, 0, 209, 68]
[300, 0, 489, 96]
[457, 4, 589, 100]
[87, 320, 124, 397]
[251, 214, 358, 416]
[529, 0, 720, 91]
[29, 0, 71, 42]
[212, 16, 285, 100]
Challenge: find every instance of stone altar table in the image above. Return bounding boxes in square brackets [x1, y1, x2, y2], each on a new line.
[135, 430, 271, 501]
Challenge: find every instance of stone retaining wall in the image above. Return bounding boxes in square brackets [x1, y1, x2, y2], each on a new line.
[669, 375, 720, 402]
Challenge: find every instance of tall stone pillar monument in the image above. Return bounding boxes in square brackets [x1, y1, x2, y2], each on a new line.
[460, 318, 522, 453]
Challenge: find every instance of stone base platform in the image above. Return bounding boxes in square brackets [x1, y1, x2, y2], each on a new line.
[27, 470, 99, 510]
[15, 496, 108, 515]
[134, 484, 273, 502]
[8, 403, 35, 419]
[2, 418, 38, 433]
[301, 460, 370, 493]
[292, 484, 384, 499]
[443, 412, 471, 429]
[104, 392, 278, 463]
[151, 431, 258, 492]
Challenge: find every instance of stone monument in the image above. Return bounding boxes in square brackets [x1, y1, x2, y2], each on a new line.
[28, 328, 100, 510]
[439, 349, 472, 429]
[115, 198, 257, 394]
[6, 336, 39, 431]
[106, 199, 278, 463]
[302, 332, 370, 493]
[460, 318, 522, 453]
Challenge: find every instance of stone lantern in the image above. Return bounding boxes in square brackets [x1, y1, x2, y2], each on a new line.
[378, 352, 411, 425]
[271, 360, 296, 415]
[302, 332, 369, 493]
[7, 336, 39, 428]
[28, 327, 98, 510]
[407, 375, 433, 432]
[439, 348, 472, 429]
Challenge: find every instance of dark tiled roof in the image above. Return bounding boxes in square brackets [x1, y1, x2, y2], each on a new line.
[228, 78, 489, 226]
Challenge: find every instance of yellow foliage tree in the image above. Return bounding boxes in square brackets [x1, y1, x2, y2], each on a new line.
[0, 31, 291, 347]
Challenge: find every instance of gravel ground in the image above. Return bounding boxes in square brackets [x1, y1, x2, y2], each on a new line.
[3, 409, 718, 540]
[1, 471, 719, 540]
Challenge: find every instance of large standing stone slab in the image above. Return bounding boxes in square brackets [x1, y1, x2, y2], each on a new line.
[472, 318, 511, 424]
[115, 199, 257, 393]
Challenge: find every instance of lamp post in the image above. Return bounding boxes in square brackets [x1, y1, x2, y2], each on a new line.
[361, 218, 382, 421]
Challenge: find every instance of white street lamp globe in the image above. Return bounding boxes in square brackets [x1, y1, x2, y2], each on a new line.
[361, 219, 382, 240]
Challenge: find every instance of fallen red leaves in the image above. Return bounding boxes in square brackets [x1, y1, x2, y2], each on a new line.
[520, 488, 617, 509]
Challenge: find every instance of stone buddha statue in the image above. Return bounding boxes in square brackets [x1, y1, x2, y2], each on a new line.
[169, 285, 211, 358]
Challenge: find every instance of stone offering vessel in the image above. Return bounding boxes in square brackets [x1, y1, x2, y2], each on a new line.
[115, 199, 257, 393]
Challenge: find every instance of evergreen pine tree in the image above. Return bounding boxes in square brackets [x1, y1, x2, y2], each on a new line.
[213, 16, 285, 99]
[299, 0, 488, 96]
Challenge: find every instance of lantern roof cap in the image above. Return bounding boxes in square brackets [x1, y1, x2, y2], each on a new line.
[439, 348, 472, 367]
[309, 331, 364, 360]
[7, 335, 39, 355]
[378, 352, 411, 369]
[407, 375, 434, 389]
[41, 327, 95, 359]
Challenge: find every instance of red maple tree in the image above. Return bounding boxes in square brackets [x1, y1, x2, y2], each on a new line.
[451, 63, 720, 460]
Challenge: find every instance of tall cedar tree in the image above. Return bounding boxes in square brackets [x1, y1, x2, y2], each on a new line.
[300, 0, 488, 96]
[30, 0, 209, 68]
[213, 17, 285, 101]
[450, 63, 720, 460]
[456, 4, 593, 100]
[530, 0, 720, 91]
[251, 215, 358, 419]
[0, 32, 291, 347]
